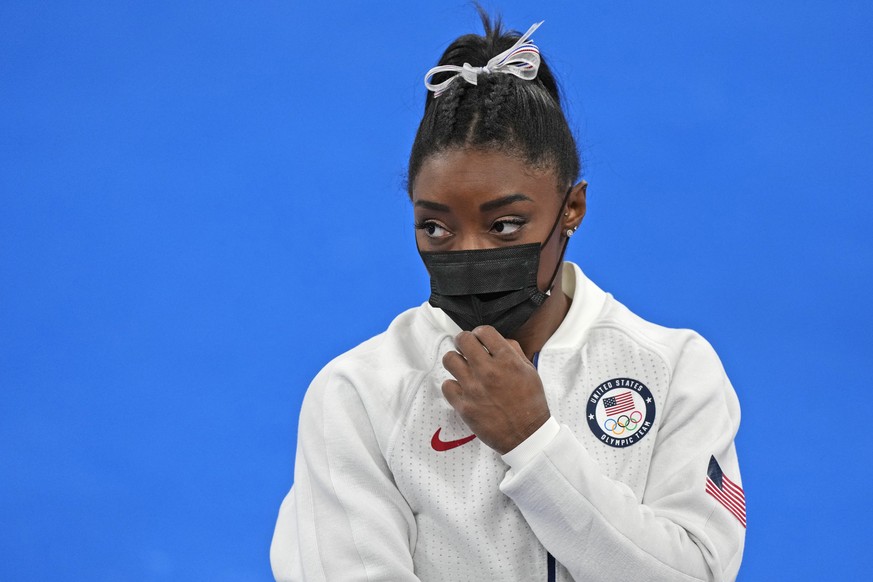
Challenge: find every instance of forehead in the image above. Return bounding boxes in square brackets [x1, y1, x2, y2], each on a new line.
[412, 148, 560, 205]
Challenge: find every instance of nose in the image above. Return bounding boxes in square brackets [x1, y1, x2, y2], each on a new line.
[453, 232, 497, 252]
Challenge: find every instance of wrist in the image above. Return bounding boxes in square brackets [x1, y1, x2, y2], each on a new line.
[501, 416, 561, 469]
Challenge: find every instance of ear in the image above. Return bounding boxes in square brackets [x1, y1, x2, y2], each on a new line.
[563, 180, 587, 233]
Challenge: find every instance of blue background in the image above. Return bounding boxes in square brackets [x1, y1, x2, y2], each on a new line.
[2, 1, 871, 579]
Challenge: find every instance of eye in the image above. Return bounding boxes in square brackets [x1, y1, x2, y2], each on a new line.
[415, 220, 451, 239]
[491, 218, 526, 235]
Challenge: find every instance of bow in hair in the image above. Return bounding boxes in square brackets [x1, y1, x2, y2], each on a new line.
[424, 21, 544, 97]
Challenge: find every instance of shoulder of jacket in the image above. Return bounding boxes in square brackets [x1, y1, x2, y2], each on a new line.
[588, 298, 739, 425]
[306, 304, 447, 414]
[592, 295, 720, 377]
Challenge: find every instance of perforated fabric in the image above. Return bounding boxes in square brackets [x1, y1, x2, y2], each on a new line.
[271, 263, 745, 582]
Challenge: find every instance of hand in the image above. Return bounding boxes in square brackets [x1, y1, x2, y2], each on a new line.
[441, 326, 551, 454]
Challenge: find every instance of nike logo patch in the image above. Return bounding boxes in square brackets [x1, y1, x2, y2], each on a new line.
[431, 427, 476, 451]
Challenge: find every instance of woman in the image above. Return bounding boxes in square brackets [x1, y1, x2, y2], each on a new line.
[271, 13, 745, 582]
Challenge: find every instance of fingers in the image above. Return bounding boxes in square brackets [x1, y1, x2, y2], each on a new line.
[441, 378, 463, 409]
[469, 325, 506, 355]
[445, 325, 532, 395]
[506, 338, 527, 360]
[442, 349, 470, 383]
[469, 326, 526, 362]
[454, 330, 491, 364]
[454, 325, 513, 359]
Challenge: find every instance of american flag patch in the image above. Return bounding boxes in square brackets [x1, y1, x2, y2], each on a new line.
[706, 455, 746, 528]
[602, 391, 635, 416]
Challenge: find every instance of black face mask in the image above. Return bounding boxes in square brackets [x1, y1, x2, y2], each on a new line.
[419, 188, 572, 337]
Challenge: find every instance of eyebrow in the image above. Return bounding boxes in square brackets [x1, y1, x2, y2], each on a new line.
[414, 193, 533, 213]
[479, 193, 533, 212]
[414, 199, 451, 212]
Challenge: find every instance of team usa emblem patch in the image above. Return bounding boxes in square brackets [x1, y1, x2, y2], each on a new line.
[586, 378, 656, 448]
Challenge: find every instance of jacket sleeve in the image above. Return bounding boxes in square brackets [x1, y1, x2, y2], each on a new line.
[270, 366, 421, 582]
[499, 334, 745, 581]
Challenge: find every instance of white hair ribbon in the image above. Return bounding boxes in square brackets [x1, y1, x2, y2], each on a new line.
[424, 21, 544, 97]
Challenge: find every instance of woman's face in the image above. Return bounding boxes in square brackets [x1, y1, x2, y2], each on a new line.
[412, 148, 583, 292]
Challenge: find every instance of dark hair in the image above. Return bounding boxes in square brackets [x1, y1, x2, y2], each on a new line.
[407, 9, 580, 197]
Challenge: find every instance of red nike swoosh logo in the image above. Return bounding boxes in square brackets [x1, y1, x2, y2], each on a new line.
[431, 427, 477, 451]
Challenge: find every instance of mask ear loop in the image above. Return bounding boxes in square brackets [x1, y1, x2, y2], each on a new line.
[541, 186, 574, 296]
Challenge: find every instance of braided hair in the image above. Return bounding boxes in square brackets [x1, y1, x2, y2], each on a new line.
[407, 9, 580, 197]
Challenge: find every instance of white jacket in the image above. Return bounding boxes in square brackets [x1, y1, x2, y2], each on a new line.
[271, 263, 745, 581]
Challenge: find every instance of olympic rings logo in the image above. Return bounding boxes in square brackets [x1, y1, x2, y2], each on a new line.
[603, 410, 643, 435]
